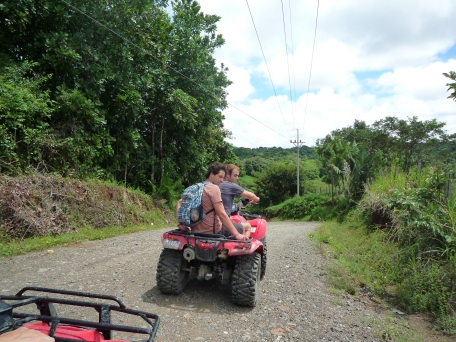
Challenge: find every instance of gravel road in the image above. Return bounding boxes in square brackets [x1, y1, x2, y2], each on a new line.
[0, 222, 450, 341]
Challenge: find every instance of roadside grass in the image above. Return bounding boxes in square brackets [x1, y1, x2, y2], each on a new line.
[310, 218, 456, 339]
[309, 219, 402, 297]
[0, 223, 173, 258]
[328, 287, 344, 296]
[331, 298, 343, 306]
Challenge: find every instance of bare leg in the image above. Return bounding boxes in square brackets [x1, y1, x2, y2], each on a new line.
[242, 222, 251, 237]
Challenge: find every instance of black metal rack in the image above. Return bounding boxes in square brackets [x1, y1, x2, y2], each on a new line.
[0, 287, 159, 342]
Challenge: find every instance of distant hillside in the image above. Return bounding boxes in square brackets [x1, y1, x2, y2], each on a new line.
[232, 146, 316, 161]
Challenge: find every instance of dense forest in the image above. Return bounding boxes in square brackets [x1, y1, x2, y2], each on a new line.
[232, 146, 315, 161]
[0, 0, 235, 194]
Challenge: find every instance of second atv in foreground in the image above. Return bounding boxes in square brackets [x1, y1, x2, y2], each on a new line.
[156, 200, 267, 307]
[0, 286, 160, 342]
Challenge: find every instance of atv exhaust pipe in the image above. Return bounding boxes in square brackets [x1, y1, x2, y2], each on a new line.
[183, 247, 196, 261]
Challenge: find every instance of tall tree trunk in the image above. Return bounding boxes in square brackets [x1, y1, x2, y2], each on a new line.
[159, 116, 165, 188]
[150, 116, 156, 183]
[124, 162, 127, 188]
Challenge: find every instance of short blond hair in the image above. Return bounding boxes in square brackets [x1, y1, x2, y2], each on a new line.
[226, 164, 240, 176]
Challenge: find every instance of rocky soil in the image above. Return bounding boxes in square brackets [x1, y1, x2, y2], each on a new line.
[0, 222, 452, 341]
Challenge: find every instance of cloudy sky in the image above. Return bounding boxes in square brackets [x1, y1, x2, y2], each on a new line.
[197, 0, 456, 148]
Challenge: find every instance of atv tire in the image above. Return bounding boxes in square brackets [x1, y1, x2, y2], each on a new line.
[260, 238, 267, 280]
[231, 252, 261, 307]
[156, 249, 189, 294]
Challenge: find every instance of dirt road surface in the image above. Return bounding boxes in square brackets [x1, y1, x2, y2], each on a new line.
[0, 222, 452, 341]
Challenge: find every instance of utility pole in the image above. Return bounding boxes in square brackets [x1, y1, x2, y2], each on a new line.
[290, 129, 304, 196]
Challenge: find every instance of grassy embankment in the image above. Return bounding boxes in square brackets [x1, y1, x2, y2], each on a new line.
[309, 167, 456, 336]
[0, 174, 174, 257]
[263, 166, 455, 336]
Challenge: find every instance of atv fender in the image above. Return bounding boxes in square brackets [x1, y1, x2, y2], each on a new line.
[248, 218, 266, 239]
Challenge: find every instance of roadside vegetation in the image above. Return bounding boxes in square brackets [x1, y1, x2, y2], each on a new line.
[309, 165, 456, 335]
[0, 174, 173, 257]
[239, 115, 456, 334]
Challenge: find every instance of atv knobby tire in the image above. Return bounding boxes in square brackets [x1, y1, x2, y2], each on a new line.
[260, 238, 267, 280]
[231, 252, 261, 307]
[156, 248, 189, 294]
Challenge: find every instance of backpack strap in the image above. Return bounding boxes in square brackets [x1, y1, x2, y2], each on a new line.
[201, 181, 216, 233]
[201, 181, 215, 215]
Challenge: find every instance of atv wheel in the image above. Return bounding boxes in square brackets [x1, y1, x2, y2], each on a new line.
[156, 249, 189, 294]
[260, 238, 267, 280]
[231, 252, 261, 307]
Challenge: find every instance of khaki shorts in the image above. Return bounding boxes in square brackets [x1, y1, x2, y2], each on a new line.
[220, 222, 243, 237]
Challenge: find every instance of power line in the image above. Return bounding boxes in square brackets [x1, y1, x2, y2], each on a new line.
[302, 0, 320, 141]
[245, 0, 292, 141]
[228, 103, 289, 139]
[59, 0, 290, 142]
[288, 0, 298, 114]
[280, 0, 295, 129]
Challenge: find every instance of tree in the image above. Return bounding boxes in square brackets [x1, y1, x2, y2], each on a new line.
[443, 71, 456, 102]
[315, 134, 354, 204]
[244, 157, 270, 177]
[255, 163, 304, 206]
[0, 0, 234, 196]
[315, 117, 452, 206]
[372, 116, 446, 171]
[0, 61, 53, 174]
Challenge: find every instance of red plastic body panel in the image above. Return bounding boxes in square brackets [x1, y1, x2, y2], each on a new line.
[229, 214, 267, 240]
[161, 231, 263, 256]
[25, 322, 127, 342]
[230, 213, 246, 223]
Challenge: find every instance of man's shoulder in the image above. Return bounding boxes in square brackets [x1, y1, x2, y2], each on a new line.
[204, 183, 220, 193]
[219, 181, 243, 192]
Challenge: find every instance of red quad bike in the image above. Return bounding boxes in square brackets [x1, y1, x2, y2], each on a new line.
[156, 198, 267, 307]
[0, 287, 160, 342]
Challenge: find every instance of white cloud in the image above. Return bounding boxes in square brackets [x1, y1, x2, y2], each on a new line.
[375, 59, 456, 100]
[224, 64, 255, 103]
[197, 0, 456, 148]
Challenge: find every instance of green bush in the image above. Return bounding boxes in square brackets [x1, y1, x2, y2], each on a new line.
[398, 262, 452, 317]
[359, 166, 456, 259]
[264, 194, 336, 220]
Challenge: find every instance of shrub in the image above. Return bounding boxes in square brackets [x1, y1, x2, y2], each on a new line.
[398, 262, 452, 317]
[264, 194, 334, 220]
[358, 166, 456, 260]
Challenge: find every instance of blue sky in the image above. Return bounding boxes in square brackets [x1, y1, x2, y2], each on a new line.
[198, 0, 456, 148]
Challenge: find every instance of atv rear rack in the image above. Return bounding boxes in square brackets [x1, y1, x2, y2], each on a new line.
[167, 229, 253, 241]
[0, 287, 160, 342]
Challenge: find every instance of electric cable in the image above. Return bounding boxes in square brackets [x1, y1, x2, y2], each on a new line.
[59, 0, 290, 141]
[280, 0, 295, 129]
[245, 0, 292, 141]
[227, 103, 289, 139]
[302, 0, 320, 141]
[288, 0, 298, 116]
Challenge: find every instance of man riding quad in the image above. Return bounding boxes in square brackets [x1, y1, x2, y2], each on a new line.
[156, 162, 267, 306]
[219, 163, 260, 237]
[175, 162, 249, 240]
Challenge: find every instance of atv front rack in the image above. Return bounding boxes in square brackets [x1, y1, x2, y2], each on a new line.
[0, 287, 160, 342]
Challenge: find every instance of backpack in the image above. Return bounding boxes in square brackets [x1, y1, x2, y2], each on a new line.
[177, 182, 215, 227]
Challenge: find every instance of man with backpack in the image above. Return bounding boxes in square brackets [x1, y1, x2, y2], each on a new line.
[219, 164, 260, 237]
[175, 162, 249, 240]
